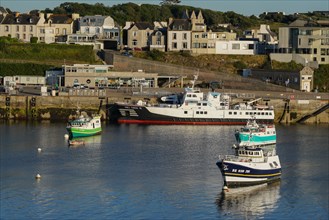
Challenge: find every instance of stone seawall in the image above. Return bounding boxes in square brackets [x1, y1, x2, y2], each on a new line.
[0, 94, 328, 124]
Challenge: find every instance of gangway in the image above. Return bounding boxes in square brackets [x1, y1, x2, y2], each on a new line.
[296, 103, 329, 123]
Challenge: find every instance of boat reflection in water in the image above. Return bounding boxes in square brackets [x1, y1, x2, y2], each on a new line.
[68, 134, 102, 147]
[216, 181, 281, 218]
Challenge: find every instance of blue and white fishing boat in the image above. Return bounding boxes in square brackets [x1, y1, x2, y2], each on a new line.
[216, 144, 281, 188]
[235, 117, 276, 146]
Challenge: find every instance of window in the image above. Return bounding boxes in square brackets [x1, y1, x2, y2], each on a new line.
[196, 111, 199, 114]
[232, 44, 240, 50]
[63, 28, 67, 35]
[23, 26, 26, 32]
[204, 111, 207, 114]
[184, 111, 188, 114]
[5, 26, 9, 31]
[193, 43, 200, 48]
[202, 33, 207, 38]
[172, 33, 176, 40]
[229, 112, 232, 115]
[194, 34, 199, 38]
[234, 112, 237, 115]
[172, 42, 177, 49]
[183, 42, 188, 49]
[132, 40, 137, 46]
[183, 33, 187, 40]
[16, 26, 19, 31]
[16, 34, 20, 39]
[30, 26, 33, 32]
[208, 43, 215, 48]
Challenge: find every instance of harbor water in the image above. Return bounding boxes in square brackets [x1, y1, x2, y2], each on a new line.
[1, 122, 328, 219]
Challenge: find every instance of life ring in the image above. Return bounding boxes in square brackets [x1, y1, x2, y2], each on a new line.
[31, 97, 36, 102]
[6, 97, 10, 101]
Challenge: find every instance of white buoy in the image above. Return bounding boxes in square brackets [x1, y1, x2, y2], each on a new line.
[64, 134, 69, 139]
[35, 174, 41, 179]
[222, 185, 229, 192]
[37, 148, 42, 152]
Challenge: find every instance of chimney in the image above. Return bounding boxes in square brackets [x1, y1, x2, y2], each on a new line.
[46, 13, 53, 19]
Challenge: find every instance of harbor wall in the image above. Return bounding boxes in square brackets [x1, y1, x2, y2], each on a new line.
[0, 94, 328, 123]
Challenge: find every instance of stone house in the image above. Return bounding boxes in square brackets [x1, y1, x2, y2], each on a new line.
[124, 22, 155, 50]
[41, 13, 80, 43]
[0, 12, 45, 42]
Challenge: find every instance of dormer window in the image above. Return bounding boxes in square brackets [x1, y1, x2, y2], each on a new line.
[16, 18, 20, 23]
[29, 18, 33, 23]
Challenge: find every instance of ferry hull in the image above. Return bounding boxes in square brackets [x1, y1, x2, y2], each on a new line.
[116, 104, 274, 125]
[67, 127, 102, 138]
[216, 158, 281, 187]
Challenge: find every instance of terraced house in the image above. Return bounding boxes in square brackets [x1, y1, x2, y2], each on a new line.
[0, 11, 45, 42]
[41, 13, 79, 43]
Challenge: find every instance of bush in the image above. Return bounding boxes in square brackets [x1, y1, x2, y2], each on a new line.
[30, 37, 38, 43]
[233, 60, 247, 69]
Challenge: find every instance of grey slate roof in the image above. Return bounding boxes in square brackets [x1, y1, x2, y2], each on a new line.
[0, 7, 7, 14]
[168, 19, 191, 31]
[2, 13, 40, 25]
[48, 14, 73, 24]
[79, 16, 105, 26]
[132, 22, 154, 30]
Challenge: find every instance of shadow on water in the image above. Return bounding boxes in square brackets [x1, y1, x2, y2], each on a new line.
[67, 135, 102, 148]
[215, 181, 281, 219]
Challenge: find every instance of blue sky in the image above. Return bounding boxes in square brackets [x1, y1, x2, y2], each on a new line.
[0, 0, 327, 16]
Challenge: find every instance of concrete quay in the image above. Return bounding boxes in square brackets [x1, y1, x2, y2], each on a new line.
[0, 89, 328, 124]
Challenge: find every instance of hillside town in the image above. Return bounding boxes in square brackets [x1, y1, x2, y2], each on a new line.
[1, 6, 328, 65]
[0, 5, 328, 95]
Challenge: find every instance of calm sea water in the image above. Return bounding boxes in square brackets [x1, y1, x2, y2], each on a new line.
[1, 121, 328, 219]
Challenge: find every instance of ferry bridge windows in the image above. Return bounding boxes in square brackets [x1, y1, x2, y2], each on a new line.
[184, 111, 188, 114]
[273, 161, 278, 166]
[202, 103, 207, 106]
[196, 111, 207, 114]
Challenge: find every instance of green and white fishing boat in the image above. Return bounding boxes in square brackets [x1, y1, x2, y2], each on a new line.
[66, 112, 102, 138]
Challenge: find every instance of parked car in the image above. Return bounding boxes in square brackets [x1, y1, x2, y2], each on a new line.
[121, 51, 133, 57]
